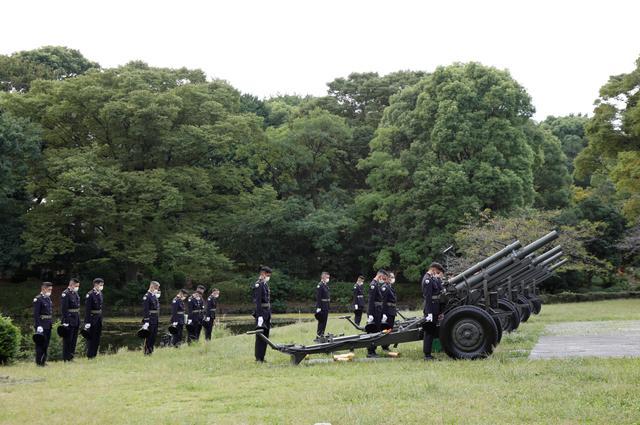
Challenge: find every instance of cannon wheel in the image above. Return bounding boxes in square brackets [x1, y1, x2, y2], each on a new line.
[516, 296, 533, 322]
[497, 298, 520, 332]
[439, 305, 498, 360]
[527, 296, 542, 315]
[492, 315, 503, 344]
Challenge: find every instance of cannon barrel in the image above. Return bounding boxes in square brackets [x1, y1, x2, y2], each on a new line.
[539, 252, 564, 267]
[549, 258, 568, 271]
[448, 240, 521, 285]
[532, 246, 562, 265]
[453, 231, 558, 293]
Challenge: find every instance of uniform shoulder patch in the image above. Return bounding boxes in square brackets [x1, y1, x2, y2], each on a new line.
[86, 293, 90, 298]
[172, 300, 176, 304]
[316, 285, 320, 288]
[33, 298, 37, 302]
[370, 285, 375, 289]
[62, 293, 66, 297]
[143, 296, 147, 300]
[382, 287, 386, 291]
[255, 283, 259, 288]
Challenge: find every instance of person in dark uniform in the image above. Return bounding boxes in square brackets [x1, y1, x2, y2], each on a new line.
[314, 272, 331, 338]
[381, 271, 398, 352]
[352, 275, 365, 326]
[84, 278, 105, 359]
[187, 285, 205, 343]
[366, 269, 388, 358]
[170, 289, 188, 346]
[141, 281, 160, 355]
[203, 288, 220, 341]
[33, 282, 53, 366]
[422, 262, 444, 361]
[253, 266, 272, 362]
[61, 278, 81, 361]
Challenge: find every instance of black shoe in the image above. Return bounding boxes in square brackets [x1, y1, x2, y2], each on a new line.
[367, 353, 379, 358]
[423, 355, 436, 361]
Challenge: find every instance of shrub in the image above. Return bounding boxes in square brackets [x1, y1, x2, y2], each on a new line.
[0, 315, 22, 364]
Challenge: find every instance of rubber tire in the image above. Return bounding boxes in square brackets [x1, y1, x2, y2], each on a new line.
[527, 296, 542, 315]
[439, 305, 498, 360]
[492, 315, 503, 344]
[516, 295, 533, 322]
[497, 298, 521, 332]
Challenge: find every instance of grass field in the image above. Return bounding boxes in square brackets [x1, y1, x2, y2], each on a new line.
[1, 300, 639, 424]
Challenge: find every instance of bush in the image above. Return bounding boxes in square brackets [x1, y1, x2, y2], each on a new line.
[0, 315, 22, 364]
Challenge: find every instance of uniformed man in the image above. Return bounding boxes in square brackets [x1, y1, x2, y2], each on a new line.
[84, 278, 105, 359]
[61, 278, 81, 361]
[253, 266, 272, 363]
[422, 262, 445, 361]
[314, 272, 331, 338]
[141, 281, 161, 355]
[352, 275, 365, 326]
[381, 271, 398, 352]
[170, 289, 188, 346]
[187, 285, 205, 343]
[366, 269, 388, 358]
[33, 282, 53, 366]
[203, 288, 220, 341]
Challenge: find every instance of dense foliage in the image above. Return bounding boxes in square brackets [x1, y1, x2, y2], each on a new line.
[0, 46, 637, 295]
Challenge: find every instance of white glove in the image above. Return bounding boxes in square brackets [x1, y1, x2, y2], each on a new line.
[257, 316, 264, 327]
[84, 323, 91, 330]
[142, 322, 149, 330]
[354, 305, 358, 310]
[367, 315, 373, 324]
[63, 323, 69, 327]
[425, 314, 433, 322]
[187, 319, 192, 325]
[172, 322, 178, 326]
[204, 317, 211, 322]
[36, 326, 43, 333]
[382, 314, 388, 323]
[316, 308, 321, 313]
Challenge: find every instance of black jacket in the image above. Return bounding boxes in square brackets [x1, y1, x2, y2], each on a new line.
[187, 296, 204, 324]
[61, 288, 80, 327]
[33, 294, 53, 329]
[422, 273, 443, 316]
[253, 279, 271, 318]
[315, 282, 330, 312]
[171, 297, 185, 324]
[142, 291, 160, 325]
[85, 289, 104, 324]
[206, 296, 217, 320]
[352, 284, 365, 309]
[381, 283, 397, 316]
[367, 280, 383, 316]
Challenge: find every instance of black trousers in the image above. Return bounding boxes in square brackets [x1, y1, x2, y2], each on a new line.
[354, 309, 363, 326]
[144, 324, 158, 355]
[187, 323, 202, 343]
[316, 311, 328, 336]
[255, 312, 271, 361]
[367, 311, 382, 355]
[63, 326, 79, 361]
[381, 315, 396, 350]
[87, 319, 102, 359]
[203, 319, 214, 340]
[35, 328, 51, 366]
[423, 322, 438, 357]
[172, 324, 184, 346]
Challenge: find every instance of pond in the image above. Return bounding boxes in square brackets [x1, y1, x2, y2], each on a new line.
[14, 315, 313, 354]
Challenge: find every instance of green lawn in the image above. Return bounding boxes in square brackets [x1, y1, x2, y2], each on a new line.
[1, 300, 639, 424]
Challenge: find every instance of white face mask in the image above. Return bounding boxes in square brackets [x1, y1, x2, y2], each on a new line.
[390, 278, 396, 284]
[43, 291, 52, 297]
[264, 276, 270, 282]
[71, 286, 79, 293]
[98, 285, 104, 292]
[155, 291, 161, 298]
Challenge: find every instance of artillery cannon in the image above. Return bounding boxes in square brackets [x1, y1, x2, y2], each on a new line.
[247, 231, 567, 364]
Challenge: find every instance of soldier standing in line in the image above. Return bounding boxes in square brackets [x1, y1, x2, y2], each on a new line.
[381, 271, 398, 352]
[366, 269, 388, 358]
[170, 289, 188, 346]
[352, 275, 365, 326]
[253, 266, 272, 363]
[422, 262, 445, 361]
[141, 281, 161, 355]
[60, 278, 81, 361]
[84, 278, 105, 359]
[314, 272, 331, 339]
[187, 285, 205, 343]
[203, 288, 220, 341]
[33, 282, 53, 366]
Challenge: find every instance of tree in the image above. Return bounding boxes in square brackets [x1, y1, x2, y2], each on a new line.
[1, 63, 263, 283]
[0, 113, 41, 275]
[541, 114, 589, 178]
[0, 46, 98, 92]
[575, 55, 640, 222]
[358, 62, 538, 279]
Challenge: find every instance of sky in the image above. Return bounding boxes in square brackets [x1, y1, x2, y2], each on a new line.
[1, 0, 638, 120]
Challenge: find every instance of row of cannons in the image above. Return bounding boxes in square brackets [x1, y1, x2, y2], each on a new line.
[249, 230, 567, 365]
